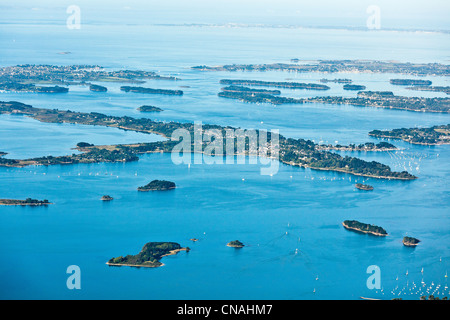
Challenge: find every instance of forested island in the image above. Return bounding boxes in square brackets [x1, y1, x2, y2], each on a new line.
[120, 86, 183, 96]
[342, 220, 387, 236]
[138, 180, 176, 191]
[227, 240, 245, 248]
[403, 236, 420, 247]
[317, 142, 398, 152]
[218, 91, 302, 105]
[369, 124, 450, 145]
[138, 105, 163, 112]
[107, 242, 188, 268]
[89, 84, 107, 92]
[193, 60, 450, 76]
[406, 86, 450, 95]
[0, 101, 417, 180]
[0, 82, 68, 93]
[343, 84, 366, 91]
[101, 195, 113, 201]
[355, 183, 374, 191]
[219, 79, 330, 90]
[221, 85, 281, 95]
[0, 198, 51, 206]
[217, 88, 450, 113]
[390, 79, 432, 86]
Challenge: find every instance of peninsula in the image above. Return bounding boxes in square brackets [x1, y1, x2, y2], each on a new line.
[0, 198, 51, 206]
[342, 220, 387, 236]
[369, 124, 450, 145]
[107, 242, 188, 268]
[317, 142, 398, 152]
[0, 101, 418, 180]
[138, 180, 176, 191]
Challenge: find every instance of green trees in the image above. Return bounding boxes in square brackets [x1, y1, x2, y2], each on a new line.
[108, 242, 183, 267]
[138, 180, 176, 191]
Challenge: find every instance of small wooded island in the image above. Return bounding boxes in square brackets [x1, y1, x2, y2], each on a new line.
[342, 220, 387, 236]
[227, 240, 245, 248]
[107, 242, 189, 268]
[390, 79, 432, 86]
[403, 236, 421, 247]
[355, 183, 374, 191]
[343, 84, 366, 91]
[120, 86, 183, 96]
[219, 79, 330, 91]
[0, 198, 51, 206]
[89, 84, 107, 92]
[137, 105, 163, 112]
[101, 195, 113, 201]
[0, 82, 69, 93]
[138, 180, 176, 191]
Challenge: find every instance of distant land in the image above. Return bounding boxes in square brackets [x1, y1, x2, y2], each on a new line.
[320, 78, 352, 84]
[193, 60, 450, 76]
[369, 124, 450, 145]
[0, 101, 417, 180]
[107, 242, 189, 268]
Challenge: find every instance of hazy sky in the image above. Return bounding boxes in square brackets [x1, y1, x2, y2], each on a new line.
[2, 0, 450, 30]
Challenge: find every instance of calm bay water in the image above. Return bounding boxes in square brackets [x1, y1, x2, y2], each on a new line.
[0, 12, 449, 300]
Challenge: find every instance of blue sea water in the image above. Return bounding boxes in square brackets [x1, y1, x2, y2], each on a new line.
[0, 4, 449, 300]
